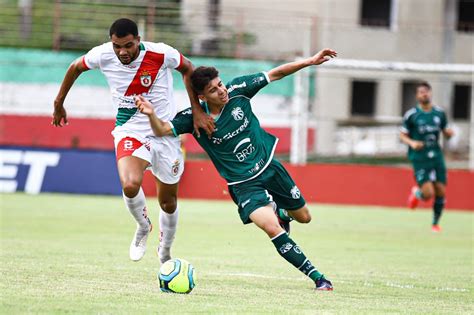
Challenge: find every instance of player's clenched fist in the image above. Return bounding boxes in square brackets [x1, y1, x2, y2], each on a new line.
[134, 95, 153, 116]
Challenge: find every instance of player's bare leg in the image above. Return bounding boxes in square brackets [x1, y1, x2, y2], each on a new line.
[156, 179, 179, 263]
[432, 182, 446, 232]
[288, 205, 312, 223]
[273, 205, 311, 234]
[408, 182, 434, 209]
[250, 205, 333, 290]
[118, 156, 152, 261]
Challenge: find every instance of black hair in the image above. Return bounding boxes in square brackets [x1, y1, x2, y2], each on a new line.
[416, 81, 432, 90]
[109, 18, 138, 38]
[190, 66, 219, 94]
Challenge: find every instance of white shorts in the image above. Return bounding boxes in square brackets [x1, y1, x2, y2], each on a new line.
[113, 130, 184, 185]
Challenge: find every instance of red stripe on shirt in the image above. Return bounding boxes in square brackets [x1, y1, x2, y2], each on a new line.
[124, 51, 164, 96]
[81, 56, 90, 70]
[176, 53, 185, 71]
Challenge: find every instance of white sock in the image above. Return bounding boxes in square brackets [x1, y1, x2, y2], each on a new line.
[123, 188, 150, 230]
[159, 207, 178, 248]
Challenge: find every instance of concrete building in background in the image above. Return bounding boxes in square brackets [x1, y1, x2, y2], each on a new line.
[182, 0, 473, 157]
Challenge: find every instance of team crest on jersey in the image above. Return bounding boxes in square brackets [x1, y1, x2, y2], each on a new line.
[231, 107, 244, 121]
[140, 71, 152, 87]
[433, 116, 441, 125]
[290, 185, 301, 199]
[171, 159, 180, 176]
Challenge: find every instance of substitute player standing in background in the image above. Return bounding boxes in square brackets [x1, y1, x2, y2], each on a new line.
[52, 18, 214, 262]
[135, 48, 338, 290]
[400, 82, 454, 232]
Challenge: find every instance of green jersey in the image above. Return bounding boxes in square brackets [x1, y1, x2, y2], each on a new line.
[401, 105, 448, 162]
[170, 72, 278, 185]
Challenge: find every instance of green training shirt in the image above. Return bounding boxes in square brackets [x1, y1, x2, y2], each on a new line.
[169, 72, 279, 185]
[401, 105, 448, 162]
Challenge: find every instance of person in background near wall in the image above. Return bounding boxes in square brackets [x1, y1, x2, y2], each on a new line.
[400, 82, 454, 233]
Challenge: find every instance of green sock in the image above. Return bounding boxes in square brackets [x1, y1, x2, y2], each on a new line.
[271, 232, 323, 282]
[433, 197, 444, 225]
[277, 209, 293, 222]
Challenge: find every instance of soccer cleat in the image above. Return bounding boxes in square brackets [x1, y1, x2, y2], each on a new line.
[408, 186, 419, 210]
[157, 245, 172, 264]
[274, 208, 291, 234]
[129, 218, 152, 261]
[431, 225, 442, 233]
[315, 277, 333, 291]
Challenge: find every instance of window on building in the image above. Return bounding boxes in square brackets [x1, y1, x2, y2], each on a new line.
[452, 83, 471, 119]
[401, 81, 419, 115]
[360, 0, 392, 28]
[458, 0, 474, 32]
[351, 81, 377, 116]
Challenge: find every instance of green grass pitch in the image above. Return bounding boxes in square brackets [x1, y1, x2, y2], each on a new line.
[1, 193, 472, 314]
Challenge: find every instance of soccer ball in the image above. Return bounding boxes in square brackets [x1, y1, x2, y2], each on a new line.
[158, 258, 196, 294]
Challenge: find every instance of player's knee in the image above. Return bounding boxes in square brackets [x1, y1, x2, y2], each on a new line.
[122, 181, 141, 198]
[261, 222, 284, 238]
[160, 199, 177, 213]
[422, 190, 434, 200]
[299, 213, 312, 224]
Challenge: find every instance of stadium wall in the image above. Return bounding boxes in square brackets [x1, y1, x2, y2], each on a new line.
[1, 146, 473, 210]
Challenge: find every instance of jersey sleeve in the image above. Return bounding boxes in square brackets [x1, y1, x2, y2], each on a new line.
[228, 72, 270, 99]
[82, 45, 103, 70]
[161, 43, 182, 70]
[400, 110, 413, 134]
[169, 108, 193, 137]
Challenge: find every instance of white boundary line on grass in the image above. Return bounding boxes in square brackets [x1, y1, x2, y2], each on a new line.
[206, 271, 469, 292]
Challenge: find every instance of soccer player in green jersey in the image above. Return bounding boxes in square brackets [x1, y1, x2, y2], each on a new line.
[135, 48, 337, 290]
[400, 82, 454, 232]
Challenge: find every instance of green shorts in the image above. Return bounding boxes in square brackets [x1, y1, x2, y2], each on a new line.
[412, 158, 447, 186]
[228, 159, 306, 224]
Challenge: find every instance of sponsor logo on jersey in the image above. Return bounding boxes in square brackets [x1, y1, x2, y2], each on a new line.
[251, 76, 265, 84]
[279, 242, 293, 254]
[140, 70, 152, 87]
[418, 125, 440, 134]
[171, 159, 181, 176]
[290, 186, 301, 199]
[235, 143, 255, 162]
[248, 159, 265, 174]
[211, 137, 223, 145]
[233, 138, 251, 153]
[227, 81, 247, 93]
[231, 107, 244, 121]
[211, 117, 250, 145]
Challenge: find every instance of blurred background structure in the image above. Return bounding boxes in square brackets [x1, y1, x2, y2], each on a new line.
[1, 0, 472, 165]
[0, 0, 473, 205]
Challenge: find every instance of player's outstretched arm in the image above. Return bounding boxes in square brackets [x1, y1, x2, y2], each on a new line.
[134, 96, 173, 137]
[267, 48, 337, 82]
[400, 132, 424, 150]
[177, 56, 215, 138]
[52, 56, 89, 127]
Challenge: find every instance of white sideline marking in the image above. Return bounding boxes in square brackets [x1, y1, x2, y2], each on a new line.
[385, 282, 414, 289]
[207, 272, 469, 292]
[436, 287, 469, 292]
